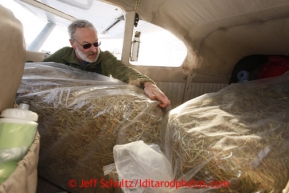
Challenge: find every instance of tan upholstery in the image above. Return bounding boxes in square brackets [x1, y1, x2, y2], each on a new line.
[0, 4, 26, 112]
[0, 133, 40, 193]
[0, 5, 39, 193]
[26, 51, 46, 62]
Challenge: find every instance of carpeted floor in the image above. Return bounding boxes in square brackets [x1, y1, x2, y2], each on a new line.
[37, 176, 69, 193]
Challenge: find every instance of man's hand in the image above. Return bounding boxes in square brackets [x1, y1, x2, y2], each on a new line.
[143, 82, 171, 108]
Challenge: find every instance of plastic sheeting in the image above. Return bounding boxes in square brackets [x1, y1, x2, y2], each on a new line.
[108, 73, 289, 193]
[16, 62, 163, 193]
[108, 141, 175, 193]
[161, 73, 289, 192]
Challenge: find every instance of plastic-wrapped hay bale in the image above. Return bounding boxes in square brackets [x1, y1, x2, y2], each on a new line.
[22, 62, 123, 81]
[162, 74, 289, 193]
[19, 62, 123, 91]
[16, 63, 163, 193]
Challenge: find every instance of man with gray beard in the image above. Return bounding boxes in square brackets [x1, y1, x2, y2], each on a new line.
[43, 19, 170, 108]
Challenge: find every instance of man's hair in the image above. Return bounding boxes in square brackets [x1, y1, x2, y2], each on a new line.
[68, 20, 97, 39]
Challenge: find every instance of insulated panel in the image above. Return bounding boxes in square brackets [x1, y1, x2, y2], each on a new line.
[156, 82, 185, 108]
[186, 83, 228, 101]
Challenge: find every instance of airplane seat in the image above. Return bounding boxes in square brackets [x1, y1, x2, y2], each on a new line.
[0, 5, 25, 112]
[0, 4, 40, 193]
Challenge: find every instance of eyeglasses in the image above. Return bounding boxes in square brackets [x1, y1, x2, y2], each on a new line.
[73, 39, 101, 49]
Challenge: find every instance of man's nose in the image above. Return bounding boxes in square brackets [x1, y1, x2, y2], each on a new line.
[89, 45, 97, 52]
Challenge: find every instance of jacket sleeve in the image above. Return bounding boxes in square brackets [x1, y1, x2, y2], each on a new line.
[101, 51, 155, 88]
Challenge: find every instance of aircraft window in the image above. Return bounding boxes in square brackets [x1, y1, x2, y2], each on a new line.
[1, 1, 185, 65]
[130, 20, 187, 67]
[1, 0, 125, 58]
[0, 1, 47, 50]
[39, 25, 70, 53]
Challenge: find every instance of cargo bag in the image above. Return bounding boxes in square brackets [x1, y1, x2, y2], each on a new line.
[258, 55, 289, 79]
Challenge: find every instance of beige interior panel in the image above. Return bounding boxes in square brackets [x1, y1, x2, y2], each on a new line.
[186, 83, 228, 102]
[192, 5, 289, 82]
[26, 51, 46, 62]
[156, 82, 185, 108]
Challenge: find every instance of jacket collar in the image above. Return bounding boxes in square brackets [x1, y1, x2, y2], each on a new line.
[62, 47, 101, 65]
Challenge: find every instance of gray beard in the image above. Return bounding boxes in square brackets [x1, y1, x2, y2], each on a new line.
[75, 47, 97, 63]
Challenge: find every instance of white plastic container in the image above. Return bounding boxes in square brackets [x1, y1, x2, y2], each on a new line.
[0, 103, 38, 183]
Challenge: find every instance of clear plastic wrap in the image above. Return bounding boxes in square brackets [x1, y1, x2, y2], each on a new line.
[161, 74, 289, 192]
[111, 141, 174, 193]
[16, 62, 163, 193]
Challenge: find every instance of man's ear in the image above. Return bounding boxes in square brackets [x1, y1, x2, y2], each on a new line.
[69, 39, 76, 49]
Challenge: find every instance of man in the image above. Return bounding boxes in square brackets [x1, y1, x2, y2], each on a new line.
[43, 19, 170, 108]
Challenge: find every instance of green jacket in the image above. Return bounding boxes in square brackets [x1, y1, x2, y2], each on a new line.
[43, 47, 154, 88]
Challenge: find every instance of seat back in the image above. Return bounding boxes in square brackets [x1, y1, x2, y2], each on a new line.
[0, 4, 26, 112]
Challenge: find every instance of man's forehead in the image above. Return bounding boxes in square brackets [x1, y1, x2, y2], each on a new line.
[74, 28, 98, 40]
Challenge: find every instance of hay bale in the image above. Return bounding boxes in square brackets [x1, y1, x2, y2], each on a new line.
[16, 63, 163, 193]
[162, 75, 289, 193]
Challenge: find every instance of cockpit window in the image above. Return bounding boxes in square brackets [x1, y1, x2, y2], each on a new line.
[1, 1, 47, 50]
